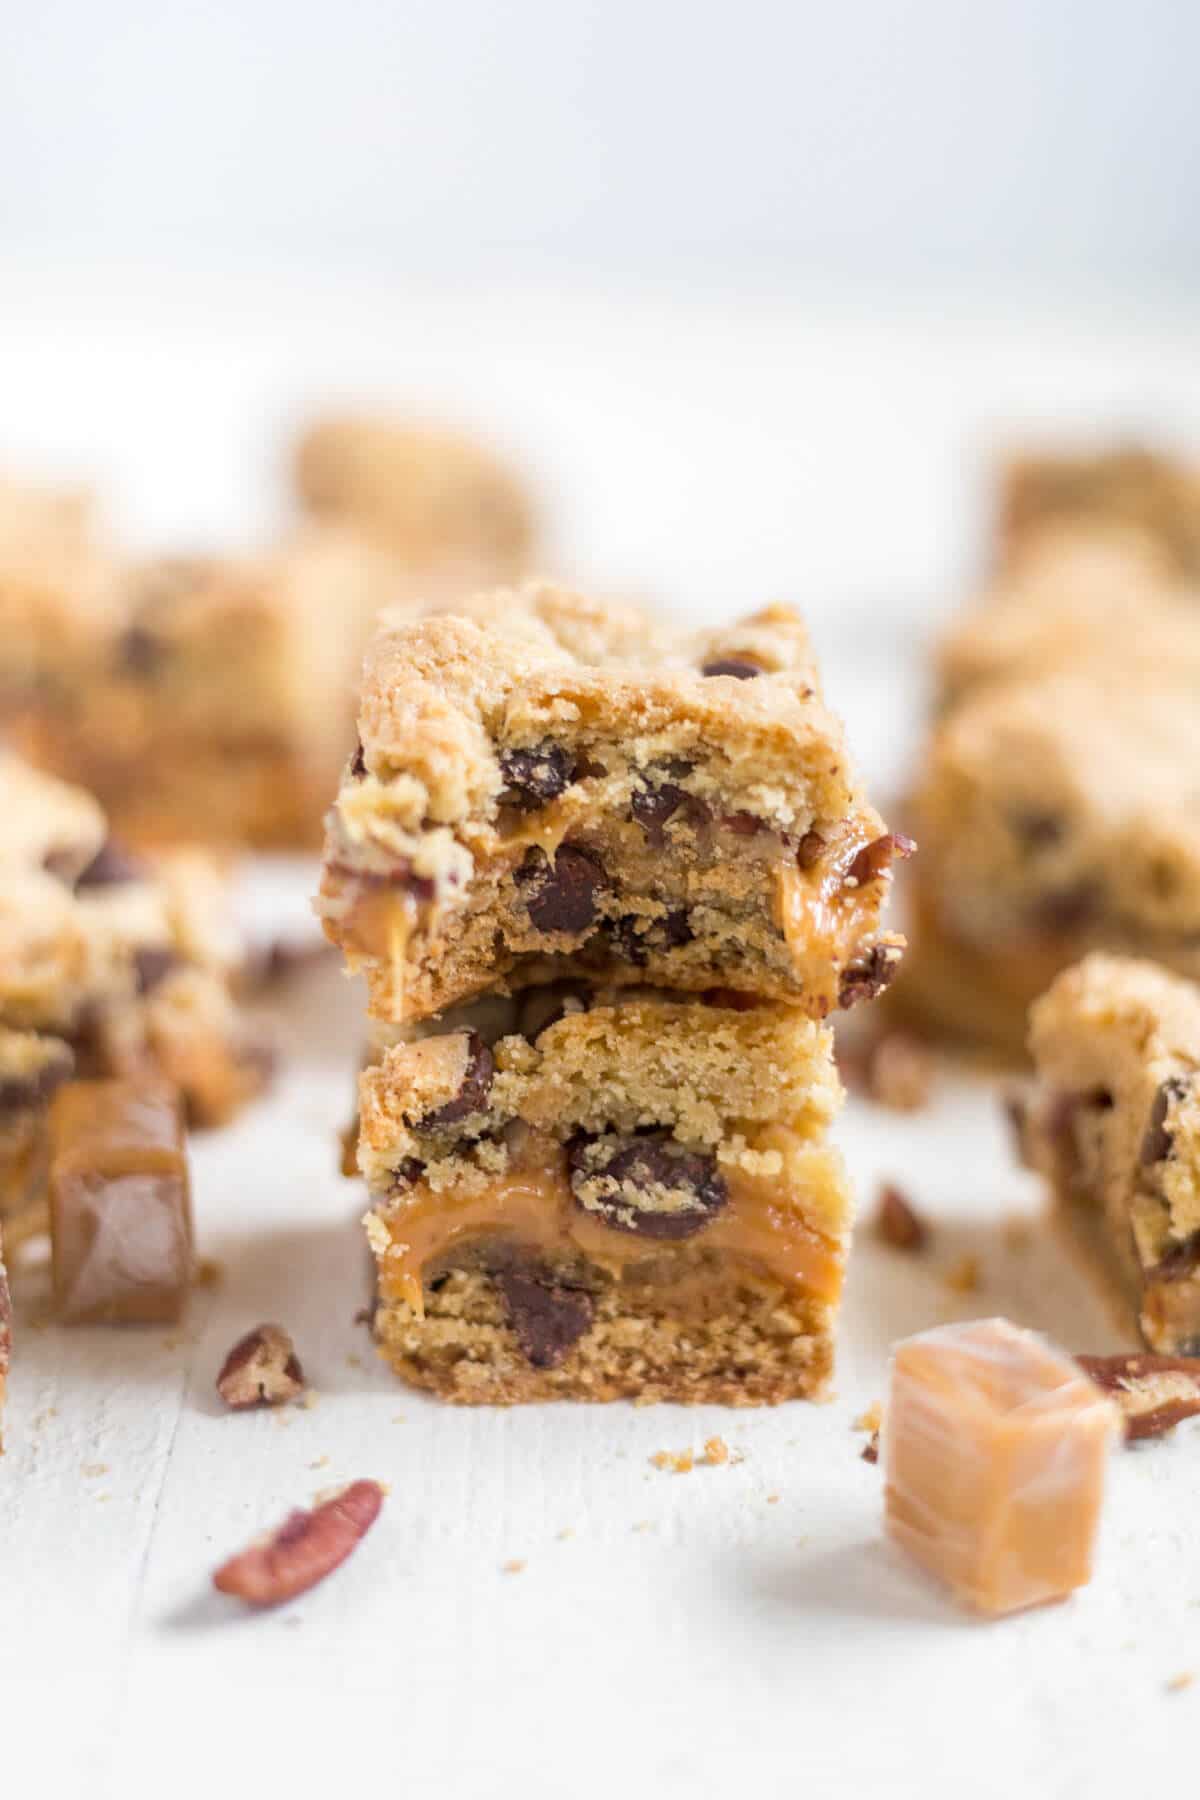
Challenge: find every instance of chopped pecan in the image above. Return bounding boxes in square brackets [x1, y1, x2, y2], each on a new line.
[216, 1323, 305, 1409]
[874, 1183, 928, 1252]
[212, 1479, 384, 1606]
[1077, 1353, 1200, 1441]
[847, 832, 915, 887]
[838, 940, 904, 1009]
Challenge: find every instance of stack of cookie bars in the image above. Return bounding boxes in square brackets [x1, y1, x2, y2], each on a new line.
[319, 584, 908, 1403]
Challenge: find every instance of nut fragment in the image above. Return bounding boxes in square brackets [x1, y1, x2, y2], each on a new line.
[848, 832, 916, 887]
[1076, 1352, 1200, 1441]
[212, 1479, 383, 1606]
[874, 1183, 928, 1252]
[216, 1323, 305, 1410]
[838, 940, 904, 1009]
[865, 1034, 934, 1112]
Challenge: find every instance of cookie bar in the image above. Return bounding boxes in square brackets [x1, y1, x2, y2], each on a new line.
[996, 444, 1200, 579]
[359, 988, 850, 1403]
[897, 671, 1200, 1054]
[1018, 955, 1200, 1354]
[0, 1028, 74, 1217]
[10, 530, 389, 848]
[319, 585, 907, 1023]
[293, 414, 536, 578]
[0, 475, 120, 714]
[0, 753, 271, 1128]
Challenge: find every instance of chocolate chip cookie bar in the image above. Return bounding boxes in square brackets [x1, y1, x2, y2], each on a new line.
[319, 585, 907, 1022]
[1018, 954, 1200, 1354]
[0, 474, 120, 715]
[293, 414, 536, 579]
[358, 988, 850, 1403]
[11, 530, 389, 848]
[0, 753, 271, 1134]
[996, 444, 1200, 580]
[898, 670, 1200, 1054]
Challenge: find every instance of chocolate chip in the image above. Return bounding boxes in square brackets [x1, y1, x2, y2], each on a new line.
[609, 909, 693, 966]
[796, 830, 825, 869]
[722, 811, 766, 837]
[73, 838, 148, 889]
[1149, 1228, 1200, 1284]
[520, 845, 606, 934]
[660, 908, 693, 948]
[1032, 883, 1099, 933]
[493, 1263, 594, 1368]
[630, 780, 710, 846]
[0, 1046, 74, 1120]
[133, 947, 180, 995]
[838, 942, 903, 1009]
[117, 624, 166, 677]
[417, 1033, 495, 1129]
[1140, 1076, 1189, 1168]
[701, 657, 762, 679]
[349, 740, 367, 779]
[567, 1129, 727, 1239]
[848, 833, 915, 887]
[389, 1158, 426, 1193]
[1013, 810, 1064, 850]
[499, 743, 576, 810]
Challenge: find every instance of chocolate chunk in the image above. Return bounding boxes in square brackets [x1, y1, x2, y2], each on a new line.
[521, 845, 606, 934]
[567, 1129, 727, 1239]
[796, 830, 826, 870]
[1140, 1076, 1189, 1168]
[0, 1045, 74, 1120]
[1076, 1352, 1200, 1441]
[838, 942, 903, 1009]
[389, 1158, 426, 1193]
[1013, 810, 1064, 851]
[117, 624, 166, 677]
[349, 740, 367, 779]
[630, 781, 710, 846]
[494, 1263, 595, 1368]
[722, 810, 766, 837]
[1033, 883, 1099, 934]
[133, 946, 180, 995]
[660, 908, 693, 948]
[499, 743, 575, 810]
[701, 657, 762, 679]
[418, 1033, 495, 1129]
[848, 833, 916, 887]
[609, 909, 693, 966]
[73, 838, 148, 889]
[1148, 1228, 1200, 1284]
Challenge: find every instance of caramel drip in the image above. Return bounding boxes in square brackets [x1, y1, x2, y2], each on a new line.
[374, 1137, 844, 1318]
[776, 825, 880, 970]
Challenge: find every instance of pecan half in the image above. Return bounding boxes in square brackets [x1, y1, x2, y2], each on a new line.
[212, 1479, 384, 1606]
[1077, 1353, 1200, 1441]
[847, 832, 916, 887]
[874, 1183, 928, 1252]
[216, 1323, 305, 1409]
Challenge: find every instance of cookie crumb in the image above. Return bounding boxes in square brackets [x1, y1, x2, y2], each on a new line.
[766, 1493, 780, 1504]
[944, 1253, 981, 1294]
[556, 1527, 574, 1541]
[651, 1448, 695, 1474]
[194, 1257, 224, 1289]
[309, 1455, 330, 1470]
[502, 1559, 526, 1575]
[875, 1183, 928, 1252]
[81, 1462, 109, 1478]
[1166, 1672, 1194, 1693]
[702, 1435, 730, 1466]
[854, 1403, 883, 1436]
[867, 1034, 935, 1111]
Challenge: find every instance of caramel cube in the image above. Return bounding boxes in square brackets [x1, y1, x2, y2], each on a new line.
[883, 1318, 1119, 1615]
[48, 1080, 193, 1325]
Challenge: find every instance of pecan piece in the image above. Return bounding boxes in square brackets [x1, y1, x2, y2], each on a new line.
[838, 940, 904, 1009]
[874, 1182, 928, 1252]
[848, 832, 916, 887]
[212, 1479, 384, 1606]
[216, 1323, 305, 1409]
[1076, 1353, 1200, 1441]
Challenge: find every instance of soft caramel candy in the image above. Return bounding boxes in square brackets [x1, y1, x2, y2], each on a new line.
[883, 1318, 1119, 1615]
[48, 1080, 193, 1325]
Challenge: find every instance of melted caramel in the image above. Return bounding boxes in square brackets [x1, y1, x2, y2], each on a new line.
[776, 824, 881, 971]
[374, 1134, 844, 1317]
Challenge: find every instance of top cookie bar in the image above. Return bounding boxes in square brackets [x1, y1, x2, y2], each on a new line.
[996, 444, 1200, 580]
[318, 584, 906, 1023]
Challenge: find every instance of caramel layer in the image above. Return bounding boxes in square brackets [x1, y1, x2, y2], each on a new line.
[373, 1131, 846, 1317]
[776, 820, 885, 980]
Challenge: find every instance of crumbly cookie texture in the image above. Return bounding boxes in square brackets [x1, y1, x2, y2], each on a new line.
[0, 1026, 74, 1216]
[359, 988, 850, 1404]
[1019, 954, 1200, 1354]
[996, 444, 1200, 579]
[319, 584, 906, 1023]
[898, 670, 1200, 1054]
[9, 529, 391, 849]
[0, 754, 271, 1134]
[293, 414, 536, 577]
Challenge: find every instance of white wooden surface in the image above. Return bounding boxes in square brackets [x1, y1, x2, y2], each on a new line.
[2, 272, 1200, 1797]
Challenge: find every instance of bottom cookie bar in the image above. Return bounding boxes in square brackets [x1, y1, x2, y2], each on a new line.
[358, 988, 850, 1404]
[1019, 954, 1200, 1353]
